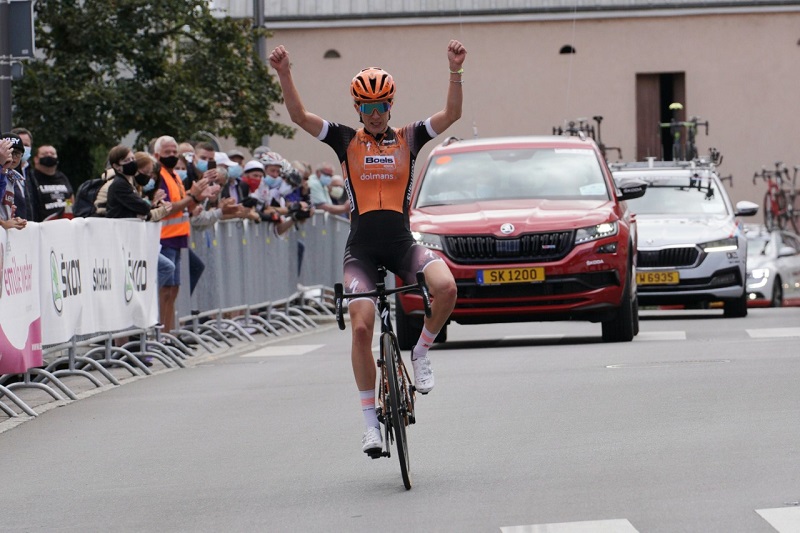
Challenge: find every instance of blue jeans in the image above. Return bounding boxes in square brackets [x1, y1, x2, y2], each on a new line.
[157, 253, 175, 289]
[160, 246, 205, 294]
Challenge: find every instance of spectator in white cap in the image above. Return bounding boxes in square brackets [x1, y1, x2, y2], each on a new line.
[253, 145, 271, 161]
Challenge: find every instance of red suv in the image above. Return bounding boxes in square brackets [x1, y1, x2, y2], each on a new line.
[395, 135, 647, 347]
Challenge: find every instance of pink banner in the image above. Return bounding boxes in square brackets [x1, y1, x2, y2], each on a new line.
[0, 224, 43, 374]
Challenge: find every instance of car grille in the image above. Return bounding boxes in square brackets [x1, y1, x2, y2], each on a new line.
[443, 231, 574, 264]
[638, 247, 700, 268]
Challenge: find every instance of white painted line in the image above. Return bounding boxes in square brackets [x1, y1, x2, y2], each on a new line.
[747, 328, 800, 339]
[756, 507, 800, 532]
[634, 331, 686, 341]
[503, 334, 565, 341]
[240, 344, 325, 357]
[500, 519, 639, 533]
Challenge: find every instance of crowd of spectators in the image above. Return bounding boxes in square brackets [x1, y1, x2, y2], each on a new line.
[0, 128, 351, 331]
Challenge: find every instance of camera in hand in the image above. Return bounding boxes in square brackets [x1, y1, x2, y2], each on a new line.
[288, 201, 311, 220]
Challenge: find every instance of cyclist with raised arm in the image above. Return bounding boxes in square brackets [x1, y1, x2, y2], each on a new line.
[269, 40, 465, 455]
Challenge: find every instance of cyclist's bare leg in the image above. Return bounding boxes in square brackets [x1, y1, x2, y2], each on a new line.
[421, 260, 457, 334]
[349, 298, 377, 391]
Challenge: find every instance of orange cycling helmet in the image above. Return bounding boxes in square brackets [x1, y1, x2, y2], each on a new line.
[350, 67, 395, 102]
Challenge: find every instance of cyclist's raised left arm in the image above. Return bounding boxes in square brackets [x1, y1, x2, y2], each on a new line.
[269, 45, 325, 138]
[430, 40, 467, 135]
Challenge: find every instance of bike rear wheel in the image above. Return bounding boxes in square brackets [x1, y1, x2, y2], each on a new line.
[789, 193, 800, 234]
[383, 333, 411, 490]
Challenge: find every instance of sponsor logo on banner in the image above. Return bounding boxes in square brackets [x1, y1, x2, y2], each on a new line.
[49, 249, 82, 314]
[3, 251, 34, 297]
[123, 247, 148, 303]
[92, 258, 112, 292]
[0, 241, 4, 300]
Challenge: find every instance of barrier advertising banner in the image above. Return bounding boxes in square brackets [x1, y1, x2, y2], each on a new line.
[39, 218, 160, 345]
[0, 224, 43, 374]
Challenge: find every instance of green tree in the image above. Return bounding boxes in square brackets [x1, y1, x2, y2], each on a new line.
[12, 0, 294, 183]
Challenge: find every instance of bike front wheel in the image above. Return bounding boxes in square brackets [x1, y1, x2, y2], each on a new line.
[383, 333, 411, 490]
[789, 193, 800, 234]
[764, 192, 779, 231]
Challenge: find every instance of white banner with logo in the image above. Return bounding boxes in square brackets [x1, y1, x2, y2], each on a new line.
[39, 218, 160, 345]
[0, 224, 43, 374]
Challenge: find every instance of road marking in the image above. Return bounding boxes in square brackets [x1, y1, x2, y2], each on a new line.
[500, 519, 639, 532]
[240, 344, 324, 357]
[756, 507, 800, 531]
[607, 359, 729, 369]
[634, 331, 686, 341]
[747, 328, 800, 338]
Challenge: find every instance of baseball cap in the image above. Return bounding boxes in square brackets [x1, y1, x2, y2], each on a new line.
[243, 160, 265, 173]
[227, 149, 245, 160]
[0, 132, 24, 153]
[214, 151, 237, 167]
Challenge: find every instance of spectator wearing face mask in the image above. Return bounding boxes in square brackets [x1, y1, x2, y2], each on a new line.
[0, 136, 26, 230]
[184, 142, 219, 190]
[9, 127, 34, 220]
[309, 162, 349, 216]
[30, 144, 74, 221]
[106, 145, 172, 220]
[328, 174, 347, 206]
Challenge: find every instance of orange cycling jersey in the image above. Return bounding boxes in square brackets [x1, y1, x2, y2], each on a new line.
[319, 119, 436, 244]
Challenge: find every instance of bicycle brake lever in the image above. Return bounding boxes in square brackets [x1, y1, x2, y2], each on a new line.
[333, 283, 346, 330]
[415, 272, 432, 319]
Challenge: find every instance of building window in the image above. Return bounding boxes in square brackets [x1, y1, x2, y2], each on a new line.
[559, 45, 576, 54]
[324, 49, 341, 59]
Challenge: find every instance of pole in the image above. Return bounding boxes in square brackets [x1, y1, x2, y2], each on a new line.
[0, 0, 13, 132]
[253, 0, 265, 65]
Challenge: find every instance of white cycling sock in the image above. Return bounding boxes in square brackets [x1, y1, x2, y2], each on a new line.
[412, 326, 438, 360]
[359, 389, 379, 429]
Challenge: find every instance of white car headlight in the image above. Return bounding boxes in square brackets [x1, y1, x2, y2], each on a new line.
[701, 237, 738, 253]
[412, 231, 443, 250]
[748, 268, 769, 289]
[575, 221, 618, 244]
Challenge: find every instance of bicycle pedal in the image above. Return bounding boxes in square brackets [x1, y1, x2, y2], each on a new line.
[365, 448, 383, 460]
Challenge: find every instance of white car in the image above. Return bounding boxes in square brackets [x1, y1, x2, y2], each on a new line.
[744, 225, 800, 307]
[612, 159, 759, 317]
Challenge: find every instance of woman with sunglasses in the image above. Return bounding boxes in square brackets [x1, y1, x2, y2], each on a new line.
[269, 40, 466, 456]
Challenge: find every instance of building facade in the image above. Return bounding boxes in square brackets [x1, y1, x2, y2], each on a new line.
[215, 0, 800, 204]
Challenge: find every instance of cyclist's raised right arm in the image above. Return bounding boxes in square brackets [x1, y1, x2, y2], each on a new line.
[269, 45, 325, 138]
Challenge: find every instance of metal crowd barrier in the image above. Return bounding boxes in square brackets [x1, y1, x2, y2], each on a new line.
[0, 212, 351, 418]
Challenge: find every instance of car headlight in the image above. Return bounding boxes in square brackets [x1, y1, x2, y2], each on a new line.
[701, 237, 738, 253]
[748, 268, 769, 288]
[412, 231, 443, 250]
[575, 221, 618, 244]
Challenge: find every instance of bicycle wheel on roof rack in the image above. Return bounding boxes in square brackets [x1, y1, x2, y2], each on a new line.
[789, 193, 800, 234]
[764, 192, 778, 231]
[383, 332, 411, 490]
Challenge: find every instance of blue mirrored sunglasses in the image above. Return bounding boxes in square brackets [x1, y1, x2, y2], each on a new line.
[358, 101, 391, 114]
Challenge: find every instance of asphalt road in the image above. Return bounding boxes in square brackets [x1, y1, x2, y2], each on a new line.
[1, 307, 799, 533]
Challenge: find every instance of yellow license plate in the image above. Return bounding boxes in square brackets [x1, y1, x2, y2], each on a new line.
[477, 267, 545, 285]
[636, 271, 680, 285]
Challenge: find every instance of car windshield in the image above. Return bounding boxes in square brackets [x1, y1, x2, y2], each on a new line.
[416, 147, 609, 207]
[620, 175, 728, 215]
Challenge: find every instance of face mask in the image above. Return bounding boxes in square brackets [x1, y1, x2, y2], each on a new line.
[195, 159, 208, 173]
[329, 186, 345, 200]
[320, 174, 332, 187]
[39, 156, 58, 167]
[264, 176, 279, 188]
[122, 161, 138, 177]
[227, 165, 243, 179]
[159, 155, 178, 169]
[22, 147, 31, 162]
[242, 176, 261, 193]
[134, 172, 151, 186]
[176, 169, 188, 181]
[143, 178, 155, 192]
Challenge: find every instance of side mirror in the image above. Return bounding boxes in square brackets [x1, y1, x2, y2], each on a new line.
[778, 245, 796, 258]
[735, 200, 759, 217]
[616, 179, 647, 201]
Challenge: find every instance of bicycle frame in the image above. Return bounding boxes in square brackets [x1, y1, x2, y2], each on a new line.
[333, 267, 432, 489]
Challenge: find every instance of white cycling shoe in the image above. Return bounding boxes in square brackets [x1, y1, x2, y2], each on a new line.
[412, 354, 434, 394]
[362, 426, 382, 454]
